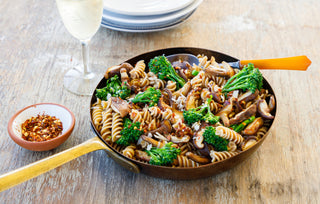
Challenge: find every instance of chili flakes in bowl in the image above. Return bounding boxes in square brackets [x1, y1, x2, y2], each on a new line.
[21, 114, 63, 142]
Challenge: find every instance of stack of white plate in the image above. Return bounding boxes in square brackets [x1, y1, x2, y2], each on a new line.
[101, 0, 203, 32]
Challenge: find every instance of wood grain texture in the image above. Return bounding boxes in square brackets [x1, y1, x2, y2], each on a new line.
[0, 0, 319, 203]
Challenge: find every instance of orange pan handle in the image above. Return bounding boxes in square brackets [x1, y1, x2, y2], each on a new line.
[240, 55, 311, 70]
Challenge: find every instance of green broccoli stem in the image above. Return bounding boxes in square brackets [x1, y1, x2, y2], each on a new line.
[222, 81, 250, 93]
[223, 74, 251, 90]
[149, 55, 185, 89]
[222, 71, 244, 90]
[222, 63, 260, 94]
[233, 116, 256, 133]
[167, 73, 185, 88]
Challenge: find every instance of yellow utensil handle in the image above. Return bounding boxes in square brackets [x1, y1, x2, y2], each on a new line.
[240, 55, 311, 70]
[0, 137, 139, 192]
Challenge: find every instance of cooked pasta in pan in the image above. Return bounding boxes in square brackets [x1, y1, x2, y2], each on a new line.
[91, 54, 275, 167]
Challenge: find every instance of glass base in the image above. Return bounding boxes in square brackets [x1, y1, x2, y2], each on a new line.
[63, 65, 105, 96]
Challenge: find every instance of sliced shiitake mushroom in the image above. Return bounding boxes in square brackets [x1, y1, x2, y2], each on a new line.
[110, 97, 131, 118]
[204, 62, 235, 78]
[171, 135, 190, 143]
[186, 152, 210, 164]
[185, 89, 200, 110]
[268, 95, 276, 111]
[135, 150, 151, 162]
[193, 129, 205, 149]
[173, 81, 191, 98]
[148, 120, 172, 135]
[238, 90, 259, 103]
[229, 103, 257, 126]
[257, 99, 274, 119]
[243, 117, 264, 135]
[104, 62, 133, 79]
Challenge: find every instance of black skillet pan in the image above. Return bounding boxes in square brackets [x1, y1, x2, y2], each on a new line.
[91, 47, 277, 179]
[0, 47, 276, 192]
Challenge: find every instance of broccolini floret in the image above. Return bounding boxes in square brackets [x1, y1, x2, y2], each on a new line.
[95, 75, 131, 100]
[202, 97, 220, 124]
[145, 142, 181, 166]
[148, 55, 185, 89]
[131, 87, 161, 107]
[183, 105, 207, 125]
[116, 118, 144, 147]
[222, 63, 263, 94]
[203, 126, 229, 151]
[183, 97, 220, 125]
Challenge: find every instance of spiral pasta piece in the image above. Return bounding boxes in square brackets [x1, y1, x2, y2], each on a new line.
[179, 142, 195, 156]
[190, 71, 204, 89]
[149, 106, 162, 119]
[139, 75, 150, 88]
[148, 118, 159, 131]
[130, 109, 143, 124]
[198, 55, 208, 68]
[110, 142, 125, 153]
[202, 75, 213, 88]
[101, 100, 110, 109]
[162, 108, 173, 121]
[227, 141, 237, 152]
[208, 100, 221, 114]
[210, 150, 239, 162]
[200, 88, 211, 101]
[215, 126, 244, 144]
[166, 80, 176, 92]
[256, 126, 268, 140]
[214, 76, 227, 87]
[122, 145, 136, 159]
[100, 101, 112, 141]
[148, 72, 165, 89]
[111, 113, 123, 142]
[179, 144, 189, 156]
[92, 99, 103, 131]
[191, 64, 202, 76]
[173, 155, 200, 167]
[142, 108, 152, 124]
[130, 60, 146, 79]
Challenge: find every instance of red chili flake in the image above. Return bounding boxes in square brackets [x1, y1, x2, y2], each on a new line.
[21, 114, 63, 142]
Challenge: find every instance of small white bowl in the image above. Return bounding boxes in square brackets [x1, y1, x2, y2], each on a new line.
[7, 103, 75, 151]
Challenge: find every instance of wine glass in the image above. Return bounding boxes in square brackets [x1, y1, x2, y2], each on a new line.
[56, 0, 104, 95]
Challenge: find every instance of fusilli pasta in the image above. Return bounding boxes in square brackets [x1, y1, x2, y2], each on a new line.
[130, 60, 146, 79]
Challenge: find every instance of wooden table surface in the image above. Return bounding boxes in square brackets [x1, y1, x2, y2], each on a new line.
[1, 0, 319, 203]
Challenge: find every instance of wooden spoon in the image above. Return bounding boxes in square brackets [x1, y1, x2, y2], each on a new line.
[167, 54, 311, 71]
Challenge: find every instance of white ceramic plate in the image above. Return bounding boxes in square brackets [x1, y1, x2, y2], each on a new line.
[102, 0, 202, 27]
[102, 9, 195, 30]
[103, 0, 194, 16]
[101, 10, 195, 33]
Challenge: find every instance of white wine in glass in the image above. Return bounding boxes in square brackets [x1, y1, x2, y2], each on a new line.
[56, 0, 104, 95]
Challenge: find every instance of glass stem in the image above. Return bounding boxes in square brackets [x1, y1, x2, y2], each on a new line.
[81, 39, 91, 76]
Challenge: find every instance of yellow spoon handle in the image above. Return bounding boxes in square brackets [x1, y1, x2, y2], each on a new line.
[240, 55, 311, 70]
